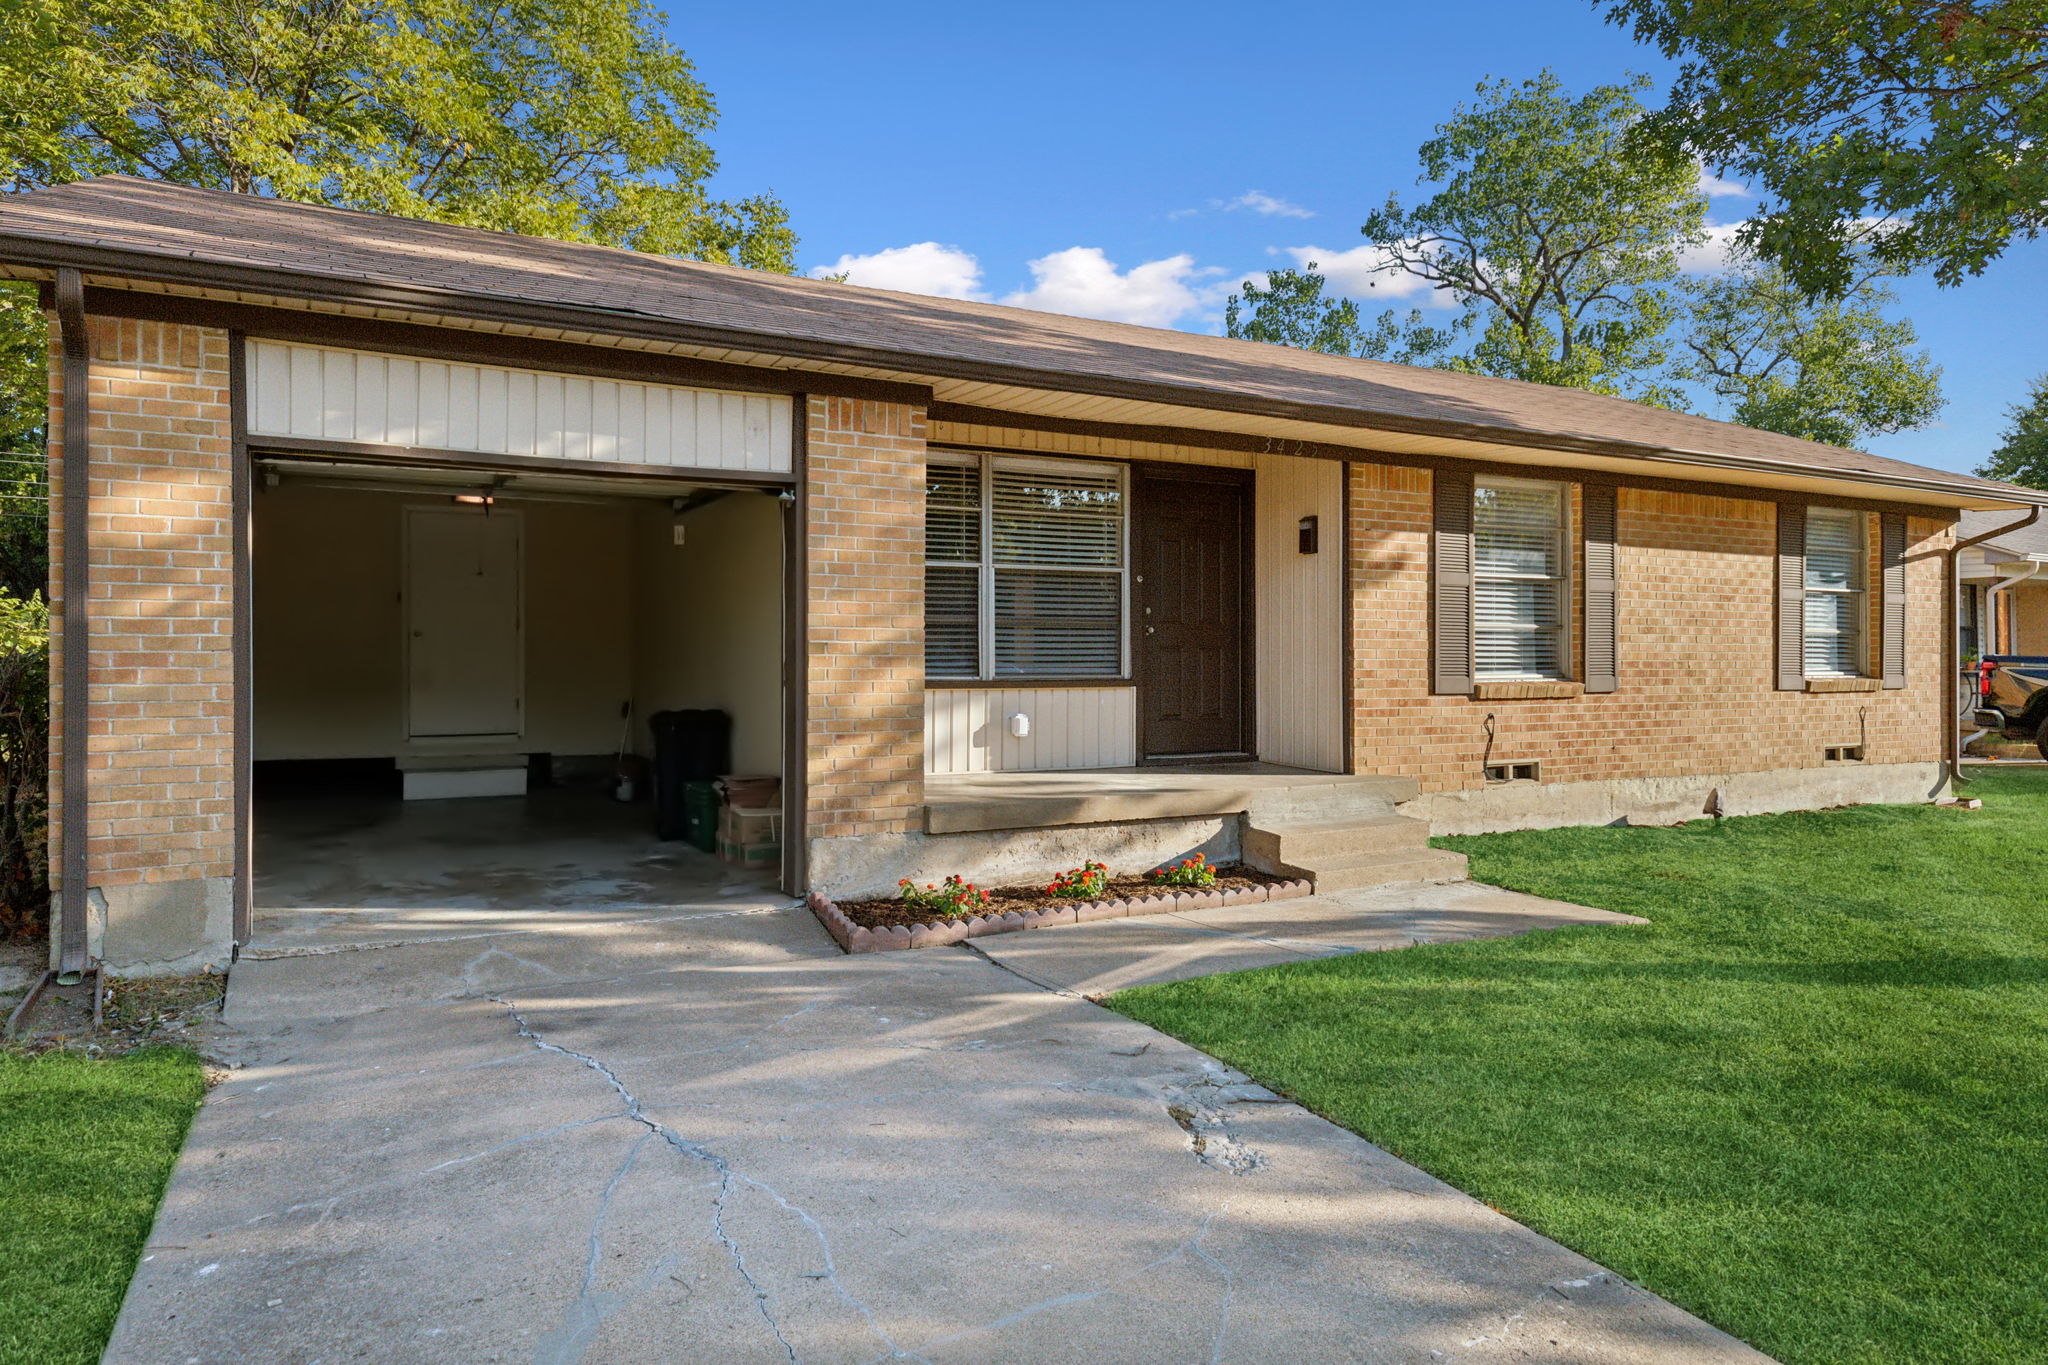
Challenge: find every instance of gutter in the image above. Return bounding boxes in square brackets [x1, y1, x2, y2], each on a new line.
[5, 231, 2046, 514]
[52, 266, 90, 977]
[1948, 507, 2042, 787]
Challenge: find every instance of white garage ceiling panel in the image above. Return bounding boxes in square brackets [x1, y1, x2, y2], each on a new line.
[246, 340, 793, 474]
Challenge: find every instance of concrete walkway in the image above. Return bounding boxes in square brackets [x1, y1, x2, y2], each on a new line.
[107, 888, 1768, 1364]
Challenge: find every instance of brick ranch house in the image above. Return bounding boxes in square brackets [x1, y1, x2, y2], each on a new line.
[4, 177, 2042, 977]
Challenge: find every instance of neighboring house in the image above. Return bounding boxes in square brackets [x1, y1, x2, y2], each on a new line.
[3, 176, 2043, 976]
[1958, 509, 2048, 658]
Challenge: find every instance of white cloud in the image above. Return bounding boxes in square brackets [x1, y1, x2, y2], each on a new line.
[1695, 166, 1751, 198]
[1677, 221, 1748, 274]
[1000, 248, 1219, 327]
[1277, 244, 1447, 302]
[1227, 190, 1314, 219]
[809, 242, 986, 299]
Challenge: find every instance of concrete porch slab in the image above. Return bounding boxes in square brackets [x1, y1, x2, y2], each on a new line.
[924, 762, 1419, 834]
[968, 880, 1647, 996]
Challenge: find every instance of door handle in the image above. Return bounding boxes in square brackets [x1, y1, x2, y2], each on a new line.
[1145, 625, 1155, 635]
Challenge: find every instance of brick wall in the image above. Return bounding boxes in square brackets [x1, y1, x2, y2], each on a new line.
[47, 318, 237, 897]
[804, 395, 926, 840]
[1349, 463, 1951, 791]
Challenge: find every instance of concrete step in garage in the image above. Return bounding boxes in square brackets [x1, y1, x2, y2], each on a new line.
[1244, 813, 1468, 894]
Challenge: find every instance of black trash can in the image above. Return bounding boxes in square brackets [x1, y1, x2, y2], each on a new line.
[649, 709, 733, 841]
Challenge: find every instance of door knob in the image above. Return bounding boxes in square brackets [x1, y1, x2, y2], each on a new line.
[1145, 625, 1156, 635]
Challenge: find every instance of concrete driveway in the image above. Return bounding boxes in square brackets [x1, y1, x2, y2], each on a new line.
[107, 889, 1770, 1364]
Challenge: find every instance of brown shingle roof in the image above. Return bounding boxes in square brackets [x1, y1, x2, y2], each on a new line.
[0, 175, 2034, 505]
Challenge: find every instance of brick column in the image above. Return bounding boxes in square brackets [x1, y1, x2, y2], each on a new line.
[803, 395, 925, 861]
[47, 317, 237, 973]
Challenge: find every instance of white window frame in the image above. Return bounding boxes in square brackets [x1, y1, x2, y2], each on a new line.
[1471, 474, 1572, 682]
[923, 451, 1130, 682]
[1803, 506, 1869, 678]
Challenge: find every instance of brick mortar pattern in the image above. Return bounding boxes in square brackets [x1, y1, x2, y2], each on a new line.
[805, 395, 927, 840]
[1348, 463, 1951, 792]
[47, 317, 236, 889]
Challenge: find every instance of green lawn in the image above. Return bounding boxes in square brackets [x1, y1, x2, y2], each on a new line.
[0, 1046, 205, 1365]
[1112, 768, 2048, 1365]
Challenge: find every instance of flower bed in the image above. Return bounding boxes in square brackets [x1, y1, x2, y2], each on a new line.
[806, 863, 1313, 954]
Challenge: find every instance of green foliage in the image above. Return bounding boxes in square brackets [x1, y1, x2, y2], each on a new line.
[1976, 372, 2048, 489]
[0, 1046, 206, 1363]
[1045, 860, 1110, 900]
[895, 875, 989, 918]
[1115, 768, 2048, 1363]
[1225, 265, 1368, 355]
[0, 0, 796, 269]
[0, 285, 46, 606]
[0, 590, 48, 938]
[1145, 853, 1215, 888]
[1359, 71, 1703, 405]
[1672, 259, 1945, 448]
[1607, 0, 2048, 294]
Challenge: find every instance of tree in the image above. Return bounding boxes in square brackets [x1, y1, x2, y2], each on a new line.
[1225, 265, 1368, 355]
[0, 0, 796, 268]
[1673, 260, 1945, 448]
[1606, 1, 2048, 294]
[1977, 373, 2048, 489]
[0, 291, 45, 602]
[1359, 71, 1704, 405]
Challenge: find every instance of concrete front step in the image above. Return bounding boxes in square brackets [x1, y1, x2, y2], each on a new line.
[1283, 847, 1470, 893]
[1243, 814, 1432, 865]
[1244, 807, 1467, 894]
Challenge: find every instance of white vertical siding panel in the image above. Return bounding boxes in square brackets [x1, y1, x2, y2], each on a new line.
[924, 687, 1137, 773]
[615, 383, 643, 464]
[476, 367, 508, 453]
[533, 372, 565, 459]
[384, 358, 419, 447]
[242, 341, 793, 473]
[1253, 453, 1345, 772]
[319, 349, 354, 439]
[252, 342, 292, 436]
[287, 346, 323, 437]
[646, 387, 675, 466]
[416, 362, 450, 449]
[447, 365, 480, 450]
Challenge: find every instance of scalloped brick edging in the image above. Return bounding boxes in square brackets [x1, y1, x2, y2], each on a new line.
[805, 877, 1314, 954]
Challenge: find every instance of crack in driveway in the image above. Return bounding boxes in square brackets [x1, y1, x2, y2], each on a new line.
[493, 994, 926, 1365]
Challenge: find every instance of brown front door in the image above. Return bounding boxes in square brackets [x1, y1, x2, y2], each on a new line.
[1134, 464, 1253, 760]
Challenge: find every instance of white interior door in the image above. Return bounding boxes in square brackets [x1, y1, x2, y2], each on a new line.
[406, 508, 523, 739]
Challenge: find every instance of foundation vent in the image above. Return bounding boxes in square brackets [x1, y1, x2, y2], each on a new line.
[1824, 745, 1866, 763]
[1483, 760, 1542, 783]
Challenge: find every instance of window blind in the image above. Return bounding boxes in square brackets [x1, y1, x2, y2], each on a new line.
[924, 455, 1126, 680]
[1803, 507, 1865, 677]
[1472, 478, 1567, 680]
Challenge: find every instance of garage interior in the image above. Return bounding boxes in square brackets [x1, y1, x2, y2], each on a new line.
[248, 458, 787, 940]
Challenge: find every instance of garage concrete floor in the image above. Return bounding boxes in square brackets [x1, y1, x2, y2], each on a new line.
[252, 789, 778, 952]
[108, 886, 1770, 1364]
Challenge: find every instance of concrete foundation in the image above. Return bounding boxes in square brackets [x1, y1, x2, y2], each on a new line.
[809, 815, 1240, 901]
[1403, 760, 1949, 836]
[71, 876, 236, 978]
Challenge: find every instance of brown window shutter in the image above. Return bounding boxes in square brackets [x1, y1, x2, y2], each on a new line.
[1432, 469, 1475, 695]
[1583, 483, 1618, 693]
[1776, 503, 1806, 690]
[1881, 512, 1908, 688]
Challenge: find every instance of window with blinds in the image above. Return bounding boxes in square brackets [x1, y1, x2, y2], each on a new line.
[1472, 477, 1569, 680]
[1803, 506, 1866, 677]
[923, 454, 1126, 679]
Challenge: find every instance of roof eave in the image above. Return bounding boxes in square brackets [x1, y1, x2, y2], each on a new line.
[4, 229, 2037, 513]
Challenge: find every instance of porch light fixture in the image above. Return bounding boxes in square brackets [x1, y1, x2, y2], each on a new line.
[1298, 515, 1319, 554]
[451, 492, 496, 506]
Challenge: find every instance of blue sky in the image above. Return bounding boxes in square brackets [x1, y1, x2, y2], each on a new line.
[666, 1, 2045, 477]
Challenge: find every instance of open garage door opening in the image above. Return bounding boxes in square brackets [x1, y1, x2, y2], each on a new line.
[248, 457, 790, 948]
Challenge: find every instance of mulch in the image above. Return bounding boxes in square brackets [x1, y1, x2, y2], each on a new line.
[834, 863, 1293, 930]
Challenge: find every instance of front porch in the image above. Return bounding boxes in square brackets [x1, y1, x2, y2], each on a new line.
[922, 762, 1416, 834]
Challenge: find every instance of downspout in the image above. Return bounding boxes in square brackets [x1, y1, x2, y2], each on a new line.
[53, 267, 90, 978]
[1948, 507, 2043, 788]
